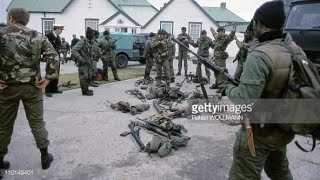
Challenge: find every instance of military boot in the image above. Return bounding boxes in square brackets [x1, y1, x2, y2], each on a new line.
[113, 72, 121, 81]
[0, 157, 10, 170]
[40, 148, 53, 170]
[82, 91, 94, 96]
[176, 72, 181, 76]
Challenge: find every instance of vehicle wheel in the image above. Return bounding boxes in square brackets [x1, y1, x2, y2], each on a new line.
[115, 54, 129, 69]
[139, 59, 146, 64]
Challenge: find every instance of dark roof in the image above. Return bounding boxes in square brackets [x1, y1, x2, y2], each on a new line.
[7, 0, 74, 13]
[104, 0, 141, 26]
[143, 0, 220, 28]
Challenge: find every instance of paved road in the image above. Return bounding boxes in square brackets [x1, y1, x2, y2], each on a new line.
[2, 59, 319, 180]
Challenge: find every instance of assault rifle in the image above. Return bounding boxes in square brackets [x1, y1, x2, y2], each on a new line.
[172, 38, 239, 85]
[120, 122, 145, 151]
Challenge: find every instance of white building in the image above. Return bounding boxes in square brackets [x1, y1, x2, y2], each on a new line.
[7, 0, 248, 57]
[6, 0, 157, 42]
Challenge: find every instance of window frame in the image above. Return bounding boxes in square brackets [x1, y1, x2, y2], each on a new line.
[41, 18, 55, 34]
[160, 21, 174, 34]
[85, 18, 99, 31]
[188, 22, 202, 41]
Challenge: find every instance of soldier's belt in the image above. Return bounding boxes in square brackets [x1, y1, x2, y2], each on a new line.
[5, 81, 34, 86]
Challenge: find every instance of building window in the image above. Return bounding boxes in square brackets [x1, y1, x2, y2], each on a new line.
[189, 22, 202, 41]
[218, 21, 232, 26]
[115, 28, 120, 32]
[42, 18, 55, 34]
[121, 28, 128, 33]
[132, 28, 137, 34]
[85, 18, 99, 31]
[160, 21, 173, 34]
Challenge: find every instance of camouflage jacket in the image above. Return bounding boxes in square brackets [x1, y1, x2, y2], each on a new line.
[213, 31, 235, 59]
[190, 36, 215, 57]
[224, 33, 300, 145]
[98, 37, 116, 60]
[0, 24, 59, 85]
[60, 41, 70, 52]
[149, 37, 170, 62]
[235, 38, 259, 63]
[72, 38, 100, 64]
[168, 39, 176, 57]
[177, 33, 191, 52]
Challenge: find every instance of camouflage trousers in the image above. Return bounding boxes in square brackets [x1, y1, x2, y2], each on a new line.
[196, 56, 211, 79]
[168, 55, 175, 79]
[229, 127, 293, 180]
[155, 58, 170, 84]
[102, 58, 118, 80]
[61, 51, 68, 63]
[0, 85, 49, 157]
[213, 58, 226, 86]
[90, 59, 98, 78]
[178, 50, 188, 73]
[144, 56, 154, 79]
[78, 62, 91, 92]
[234, 58, 244, 81]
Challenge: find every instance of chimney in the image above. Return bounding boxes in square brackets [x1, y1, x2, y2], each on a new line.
[220, 2, 226, 8]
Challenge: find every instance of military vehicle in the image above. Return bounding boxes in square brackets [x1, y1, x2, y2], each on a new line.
[99, 32, 149, 69]
[283, 0, 320, 68]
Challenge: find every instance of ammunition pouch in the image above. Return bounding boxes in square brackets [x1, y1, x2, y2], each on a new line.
[146, 92, 157, 100]
[158, 142, 173, 158]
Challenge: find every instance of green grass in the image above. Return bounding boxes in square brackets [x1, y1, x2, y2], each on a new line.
[57, 68, 154, 91]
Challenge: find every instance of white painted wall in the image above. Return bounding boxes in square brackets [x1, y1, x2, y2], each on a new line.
[26, 0, 118, 43]
[142, 0, 241, 57]
[100, 14, 140, 32]
[120, 6, 158, 26]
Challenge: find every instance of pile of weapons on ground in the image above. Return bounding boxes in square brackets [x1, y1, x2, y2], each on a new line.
[107, 74, 224, 158]
[107, 38, 242, 158]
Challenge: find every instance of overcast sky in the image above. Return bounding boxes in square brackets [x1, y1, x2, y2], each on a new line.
[0, 0, 270, 23]
[149, 0, 270, 21]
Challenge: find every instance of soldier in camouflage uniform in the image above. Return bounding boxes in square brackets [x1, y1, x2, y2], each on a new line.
[144, 32, 156, 80]
[60, 37, 70, 64]
[150, 29, 170, 86]
[89, 30, 100, 87]
[176, 27, 192, 76]
[233, 21, 257, 81]
[190, 30, 215, 82]
[209, 26, 236, 92]
[0, 8, 58, 171]
[220, 1, 299, 179]
[72, 27, 99, 96]
[167, 34, 176, 83]
[98, 30, 120, 81]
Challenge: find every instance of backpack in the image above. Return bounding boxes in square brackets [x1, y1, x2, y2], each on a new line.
[282, 49, 320, 152]
[257, 35, 320, 152]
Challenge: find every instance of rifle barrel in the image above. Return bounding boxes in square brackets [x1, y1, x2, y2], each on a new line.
[172, 38, 239, 85]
